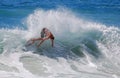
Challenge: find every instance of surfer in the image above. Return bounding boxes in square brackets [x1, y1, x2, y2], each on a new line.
[26, 28, 55, 47]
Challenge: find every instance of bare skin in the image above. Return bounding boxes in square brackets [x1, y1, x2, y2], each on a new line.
[26, 38, 42, 46]
[26, 28, 54, 47]
[37, 29, 54, 47]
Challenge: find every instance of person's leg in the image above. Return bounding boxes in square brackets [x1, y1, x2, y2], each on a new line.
[26, 39, 35, 46]
[26, 38, 42, 46]
[33, 38, 42, 41]
[37, 40, 45, 47]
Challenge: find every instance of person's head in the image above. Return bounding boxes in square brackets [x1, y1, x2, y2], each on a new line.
[42, 28, 46, 33]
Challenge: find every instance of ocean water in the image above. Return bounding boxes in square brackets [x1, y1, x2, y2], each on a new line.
[0, 0, 120, 78]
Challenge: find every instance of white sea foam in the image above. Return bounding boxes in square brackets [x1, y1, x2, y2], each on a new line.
[0, 8, 120, 78]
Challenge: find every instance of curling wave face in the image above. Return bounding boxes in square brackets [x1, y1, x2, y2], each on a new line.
[0, 9, 120, 78]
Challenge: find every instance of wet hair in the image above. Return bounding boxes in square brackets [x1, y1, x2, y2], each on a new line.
[41, 28, 46, 38]
[41, 31, 44, 38]
[42, 28, 46, 32]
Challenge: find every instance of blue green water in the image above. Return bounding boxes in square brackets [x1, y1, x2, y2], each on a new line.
[0, 0, 120, 78]
[0, 0, 120, 28]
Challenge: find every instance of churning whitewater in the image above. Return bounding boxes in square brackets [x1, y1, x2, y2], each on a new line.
[0, 9, 120, 78]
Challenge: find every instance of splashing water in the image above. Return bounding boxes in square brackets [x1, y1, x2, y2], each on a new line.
[0, 8, 120, 78]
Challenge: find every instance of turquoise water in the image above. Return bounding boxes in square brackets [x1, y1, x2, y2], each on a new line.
[0, 0, 120, 28]
[0, 0, 120, 78]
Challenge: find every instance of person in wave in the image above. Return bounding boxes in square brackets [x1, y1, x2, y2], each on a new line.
[26, 28, 55, 47]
